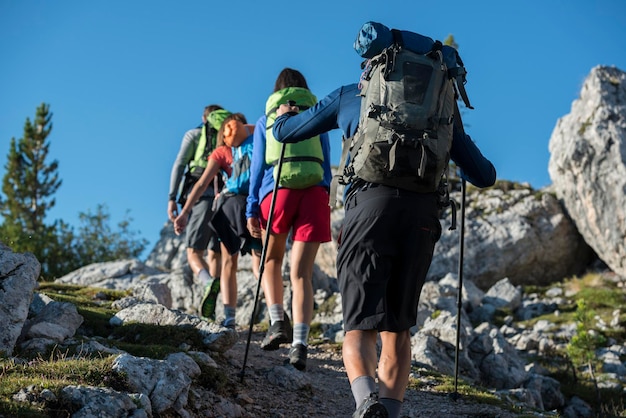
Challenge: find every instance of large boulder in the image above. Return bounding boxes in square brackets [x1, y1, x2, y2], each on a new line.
[549, 65, 626, 277]
[427, 185, 592, 289]
[0, 243, 40, 356]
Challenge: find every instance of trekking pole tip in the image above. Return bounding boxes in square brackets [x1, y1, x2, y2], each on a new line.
[449, 391, 462, 401]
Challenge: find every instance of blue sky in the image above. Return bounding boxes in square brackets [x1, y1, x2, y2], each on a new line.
[1, 1, 625, 260]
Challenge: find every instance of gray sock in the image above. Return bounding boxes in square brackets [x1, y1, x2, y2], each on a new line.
[350, 375, 376, 408]
[224, 305, 236, 321]
[268, 304, 284, 324]
[292, 323, 309, 346]
[380, 397, 402, 418]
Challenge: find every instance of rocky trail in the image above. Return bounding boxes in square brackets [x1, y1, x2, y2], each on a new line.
[210, 326, 537, 418]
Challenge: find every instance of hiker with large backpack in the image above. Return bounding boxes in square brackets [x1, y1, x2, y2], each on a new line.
[174, 112, 262, 329]
[272, 22, 496, 418]
[167, 105, 231, 320]
[245, 68, 333, 371]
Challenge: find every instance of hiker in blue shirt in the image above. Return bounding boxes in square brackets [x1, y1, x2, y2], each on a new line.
[273, 82, 496, 418]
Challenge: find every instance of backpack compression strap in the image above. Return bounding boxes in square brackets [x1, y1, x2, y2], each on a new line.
[329, 135, 354, 207]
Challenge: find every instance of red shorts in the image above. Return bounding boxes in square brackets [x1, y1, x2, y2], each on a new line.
[260, 186, 331, 243]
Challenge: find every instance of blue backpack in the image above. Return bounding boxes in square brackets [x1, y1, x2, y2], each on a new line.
[223, 135, 253, 195]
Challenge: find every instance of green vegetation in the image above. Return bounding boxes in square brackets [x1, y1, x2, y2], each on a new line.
[407, 367, 545, 417]
[566, 299, 607, 407]
[0, 283, 230, 416]
[0, 349, 129, 417]
[0, 104, 148, 280]
[521, 272, 626, 416]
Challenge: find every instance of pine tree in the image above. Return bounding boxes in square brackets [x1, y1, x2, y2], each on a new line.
[0, 103, 72, 278]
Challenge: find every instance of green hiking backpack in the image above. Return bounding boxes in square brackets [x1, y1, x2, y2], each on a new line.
[178, 109, 232, 206]
[265, 87, 324, 189]
[189, 109, 233, 174]
[337, 33, 464, 199]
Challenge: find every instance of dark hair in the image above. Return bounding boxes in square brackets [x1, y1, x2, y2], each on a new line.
[216, 112, 247, 146]
[203, 104, 223, 119]
[273, 68, 309, 92]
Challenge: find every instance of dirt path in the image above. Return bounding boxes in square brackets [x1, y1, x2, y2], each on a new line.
[210, 326, 532, 418]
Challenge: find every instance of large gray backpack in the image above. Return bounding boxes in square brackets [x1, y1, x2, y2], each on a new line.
[333, 26, 471, 206]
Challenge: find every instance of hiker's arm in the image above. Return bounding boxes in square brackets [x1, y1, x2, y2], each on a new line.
[246, 115, 267, 222]
[173, 159, 221, 235]
[450, 129, 496, 188]
[273, 88, 343, 143]
[274, 84, 361, 142]
[168, 128, 198, 221]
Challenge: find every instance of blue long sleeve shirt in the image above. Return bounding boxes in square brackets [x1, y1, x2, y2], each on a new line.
[272, 83, 496, 189]
[245, 114, 332, 220]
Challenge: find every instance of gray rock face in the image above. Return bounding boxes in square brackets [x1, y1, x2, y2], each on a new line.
[549, 65, 626, 277]
[112, 352, 201, 415]
[0, 243, 40, 356]
[146, 183, 592, 293]
[427, 186, 592, 289]
[145, 222, 188, 271]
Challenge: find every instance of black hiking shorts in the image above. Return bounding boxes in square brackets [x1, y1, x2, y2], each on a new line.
[210, 193, 261, 256]
[337, 184, 442, 332]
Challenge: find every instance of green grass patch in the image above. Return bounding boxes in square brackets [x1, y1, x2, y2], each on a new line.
[108, 323, 206, 359]
[0, 352, 126, 417]
[408, 367, 510, 408]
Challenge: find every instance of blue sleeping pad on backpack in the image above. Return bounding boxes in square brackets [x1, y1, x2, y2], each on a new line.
[353, 21, 473, 109]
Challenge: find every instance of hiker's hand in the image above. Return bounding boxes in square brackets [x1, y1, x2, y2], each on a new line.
[168, 200, 178, 222]
[277, 103, 298, 116]
[173, 213, 189, 235]
[247, 217, 262, 239]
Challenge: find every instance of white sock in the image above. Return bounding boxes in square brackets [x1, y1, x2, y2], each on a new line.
[198, 269, 211, 287]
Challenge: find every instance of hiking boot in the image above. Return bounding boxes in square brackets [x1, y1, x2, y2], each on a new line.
[220, 318, 236, 330]
[200, 277, 220, 321]
[260, 312, 293, 351]
[288, 343, 307, 371]
[352, 393, 388, 418]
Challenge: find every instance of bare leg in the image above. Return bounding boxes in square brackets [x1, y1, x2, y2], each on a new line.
[378, 330, 411, 401]
[187, 247, 222, 279]
[289, 240, 320, 325]
[261, 232, 289, 306]
[186, 248, 210, 276]
[220, 243, 238, 307]
[206, 248, 221, 279]
[250, 250, 269, 297]
[343, 329, 379, 383]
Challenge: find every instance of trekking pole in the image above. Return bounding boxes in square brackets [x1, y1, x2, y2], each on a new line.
[239, 141, 286, 383]
[452, 177, 467, 400]
[450, 98, 469, 400]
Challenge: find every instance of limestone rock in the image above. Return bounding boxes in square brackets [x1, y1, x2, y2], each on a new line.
[0, 243, 40, 356]
[549, 65, 626, 277]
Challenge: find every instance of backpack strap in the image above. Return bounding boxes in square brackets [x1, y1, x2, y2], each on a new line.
[448, 50, 473, 109]
[329, 135, 353, 207]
